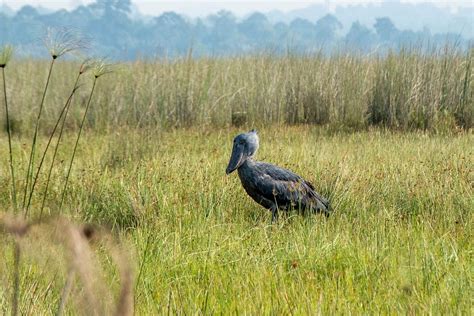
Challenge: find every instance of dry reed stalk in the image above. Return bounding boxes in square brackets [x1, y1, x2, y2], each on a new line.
[56, 219, 104, 315]
[26, 76, 81, 217]
[0, 45, 17, 211]
[60, 60, 114, 208]
[22, 27, 86, 218]
[102, 234, 135, 316]
[56, 267, 74, 316]
[0, 215, 30, 316]
[1, 214, 134, 315]
[22, 58, 56, 218]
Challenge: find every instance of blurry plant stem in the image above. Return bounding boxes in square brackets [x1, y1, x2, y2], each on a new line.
[12, 242, 20, 316]
[20, 72, 82, 219]
[56, 268, 74, 316]
[60, 76, 97, 208]
[22, 58, 56, 218]
[1, 66, 17, 211]
[134, 232, 151, 313]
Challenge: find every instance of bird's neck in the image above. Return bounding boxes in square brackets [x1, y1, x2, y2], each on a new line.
[238, 156, 256, 170]
[244, 156, 256, 164]
[237, 157, 257, 181]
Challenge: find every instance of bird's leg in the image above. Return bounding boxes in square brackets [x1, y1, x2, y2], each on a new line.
[270, 206, 279, 224]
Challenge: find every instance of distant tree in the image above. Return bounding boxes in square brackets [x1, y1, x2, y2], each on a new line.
[274, 22, 288, 37]
[16, 5, 39, 19]
[207, 10, 242, 54]
[345, 21, 376, 51]
[315, 14, 342, 44]
[1, 0, 471, 59]
[40, 9, 71, 28]
[85, 0, 138, 58]
[273, 22, 289, 50]
[64, 6, 94, 29]
[12, 6, 42, 45]
[238, 13, 274, 46]
[153, 12, 192, 56]
[289, 18, 315, 37]
[397, 30, 419, 47]
[374, 17, 398, 42]
[288, 18, 316, 50]
[192, 18, 210, 55]
[155, 11, 187, 28]
[0, 13, 12, 44]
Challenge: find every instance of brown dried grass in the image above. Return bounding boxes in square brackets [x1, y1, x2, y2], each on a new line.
[0, 213, 134, 315]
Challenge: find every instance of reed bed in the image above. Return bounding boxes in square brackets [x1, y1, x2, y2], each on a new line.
[2, 48, 472, 134]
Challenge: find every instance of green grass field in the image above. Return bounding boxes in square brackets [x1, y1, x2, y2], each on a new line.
[1, 127, 472, 314]
[0, 43, 472, 314]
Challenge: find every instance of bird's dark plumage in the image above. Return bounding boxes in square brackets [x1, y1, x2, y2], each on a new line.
[226, 130, 330, 222]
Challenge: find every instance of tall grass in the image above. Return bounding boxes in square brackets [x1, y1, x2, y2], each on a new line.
[1, 45, 20, 316]
[3, 47, 472, 133]
[0, 42, 472, 314]
[1, 46, 17, 211]
[60, 60, 113, 209]
[21, 58, 56, 217]
[0, 31, 125, 315]
[21, 28, 91, 218]
[1, 127, 472, 313]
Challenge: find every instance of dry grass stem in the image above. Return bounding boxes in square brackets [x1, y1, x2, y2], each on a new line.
[0, 215, 135, 315]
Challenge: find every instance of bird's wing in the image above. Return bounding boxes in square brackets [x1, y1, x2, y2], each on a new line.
[254, 162, 329, 211]
[297, 179, 330, 209]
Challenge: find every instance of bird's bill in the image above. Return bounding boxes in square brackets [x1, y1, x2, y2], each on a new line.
[226, 144, 245, 174]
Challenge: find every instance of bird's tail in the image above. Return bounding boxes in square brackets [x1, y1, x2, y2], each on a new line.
[312, 195, 331, 217]
[303, 180, 332, 217]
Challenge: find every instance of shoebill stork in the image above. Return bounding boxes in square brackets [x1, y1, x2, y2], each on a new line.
[226, 129, 330, 222]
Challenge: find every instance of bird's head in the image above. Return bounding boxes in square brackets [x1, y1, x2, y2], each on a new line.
[226, 129, 259, 175]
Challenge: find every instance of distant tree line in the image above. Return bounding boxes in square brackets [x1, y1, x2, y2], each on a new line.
[0, 0, 471, 59]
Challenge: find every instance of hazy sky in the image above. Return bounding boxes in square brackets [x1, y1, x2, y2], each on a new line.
[1, 0, 472, 16]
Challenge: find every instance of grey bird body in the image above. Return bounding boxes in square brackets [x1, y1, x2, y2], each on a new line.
[226, 130, 330, 222]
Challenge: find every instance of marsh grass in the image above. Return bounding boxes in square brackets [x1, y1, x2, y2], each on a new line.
[3, 47, 472, 133]
[1, 33, 128, 315]
[2, 127, 471, 313]
[22, 28, 89, 218]
[22, 57, 56, 216]
[60, 59, 114, 209]
[28, 68, 82, 218]
[0, 44, 472, 313]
